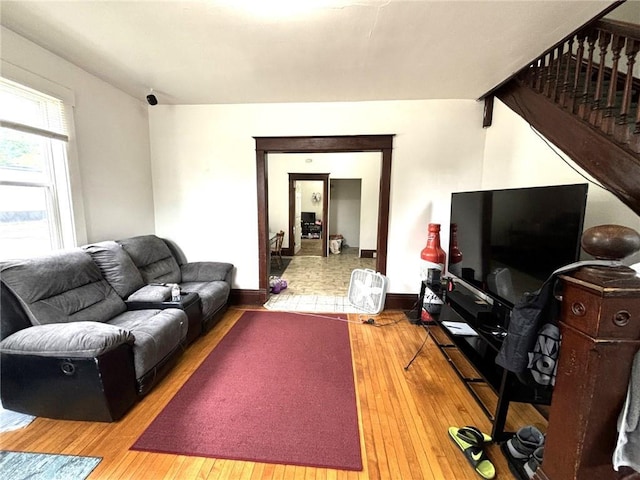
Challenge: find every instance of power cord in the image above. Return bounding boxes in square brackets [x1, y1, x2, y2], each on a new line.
[360, 315, 403, 327]
[405, 294, 425, 324]
[292, 312, 403, 327]
[293, 312, 363, 324]
[529, 123, 607, 190]
[404, 324, 431, 370]
[354, 311, 428, 367]
[507, 91, 608, 191]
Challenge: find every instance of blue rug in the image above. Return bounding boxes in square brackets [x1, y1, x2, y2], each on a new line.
[270, 256, 292, 277]
[0, 451, 101, 480]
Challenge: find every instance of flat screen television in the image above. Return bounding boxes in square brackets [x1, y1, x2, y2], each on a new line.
[447, 183, 588, 311]
[301, 211, 316, 224]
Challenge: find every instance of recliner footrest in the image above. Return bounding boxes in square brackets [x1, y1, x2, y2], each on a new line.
[0, 344, 137, 422]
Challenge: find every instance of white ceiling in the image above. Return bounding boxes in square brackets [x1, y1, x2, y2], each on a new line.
[0, 1, 622, 105]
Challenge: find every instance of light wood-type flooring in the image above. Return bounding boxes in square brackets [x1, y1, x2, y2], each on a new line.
[0, 307, 546, 479]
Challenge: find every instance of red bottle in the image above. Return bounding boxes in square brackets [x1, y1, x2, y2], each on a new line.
[448, 223, 463, 277]
[420, 223, 446, 271]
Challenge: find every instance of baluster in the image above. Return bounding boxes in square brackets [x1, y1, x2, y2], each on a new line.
[551, 43, 564, 102]
[535, 54, 547, 92]
[614, 38, 640, 145]
[631, 98, 640, 154]
[560, 37, 575, 107]
[623, 39, 640, 153]
[578, 29, 598, 119]
[569, 32, 587, 112]
[526, 59, 536, 88]
[526, 61, 537, 88]
[519, 60, 532, 86]
[589, 30, 612, 127]
[602, 35, 625, 135]
[543, 48, 556, 98]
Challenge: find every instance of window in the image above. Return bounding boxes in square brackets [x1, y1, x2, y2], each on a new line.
[0, 77, 75, 260]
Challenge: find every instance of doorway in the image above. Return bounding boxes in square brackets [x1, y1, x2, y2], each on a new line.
[329, 178, 362, 254]
[255, 135, 394, 303]
[288, 173, 329, 257]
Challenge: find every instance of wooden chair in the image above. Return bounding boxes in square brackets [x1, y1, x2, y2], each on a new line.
[270, 231, 285, 269]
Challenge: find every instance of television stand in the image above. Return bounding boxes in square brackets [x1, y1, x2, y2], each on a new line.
[425, 283, 552, 441]
[301, 222, 321, 238]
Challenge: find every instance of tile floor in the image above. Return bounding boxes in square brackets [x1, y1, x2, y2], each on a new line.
[265, 240, 377, 313]
[279, 241, 375, 296]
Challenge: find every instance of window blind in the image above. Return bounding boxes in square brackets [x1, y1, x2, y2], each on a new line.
[0, 77, 69, 142]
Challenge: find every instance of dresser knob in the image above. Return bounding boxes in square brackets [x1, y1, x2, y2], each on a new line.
[571, 302, 586, 316]
[613, 310, 631, 327]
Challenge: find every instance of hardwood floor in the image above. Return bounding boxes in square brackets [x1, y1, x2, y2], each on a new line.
[0, 307, 546, 479]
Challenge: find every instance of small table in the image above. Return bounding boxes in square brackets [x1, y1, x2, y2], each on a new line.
[126, 292, 202, 345]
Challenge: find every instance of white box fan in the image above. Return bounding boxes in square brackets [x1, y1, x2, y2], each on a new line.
[347, 269, 388, 314]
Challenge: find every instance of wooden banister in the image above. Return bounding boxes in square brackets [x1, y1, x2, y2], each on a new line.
[507, 19, 640, 147]
[485, 6, 640, 214]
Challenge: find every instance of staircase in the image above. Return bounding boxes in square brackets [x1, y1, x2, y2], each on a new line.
[491, 18, 640, 216]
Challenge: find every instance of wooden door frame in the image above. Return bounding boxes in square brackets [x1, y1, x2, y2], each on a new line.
[288, 173, 329, 257]
[255, 135, 394, 302]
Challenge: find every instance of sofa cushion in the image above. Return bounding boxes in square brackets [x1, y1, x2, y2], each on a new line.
[83, 241, 145, 298]
[180, 262, 233, 283]
[126, 284, 172, 302]
[0, 322, 134, 358]
[0, 250, 126, 325]
[107, 308, 187, 380]
[179, 281, 230, 320]
[118, 235, 181, 284]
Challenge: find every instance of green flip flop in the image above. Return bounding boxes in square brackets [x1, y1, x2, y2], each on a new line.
[448, 426, 496, 479]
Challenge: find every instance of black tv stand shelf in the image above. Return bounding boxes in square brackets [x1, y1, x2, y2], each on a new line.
[301, 222, 321, 238]
[425, 281, 552, 441]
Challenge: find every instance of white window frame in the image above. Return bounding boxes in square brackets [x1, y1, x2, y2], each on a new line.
[0, 63, 86, 257]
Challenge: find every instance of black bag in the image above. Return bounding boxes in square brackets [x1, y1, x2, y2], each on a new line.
[495, 276, 559, 376]
[495, 260, 621, 387]
[526, 322, 561, 386]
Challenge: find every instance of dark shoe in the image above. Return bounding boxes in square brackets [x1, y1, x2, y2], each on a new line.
[506, 425, 545, 460]
[524, 446, 544, 479]
[501, 426, 545, 480]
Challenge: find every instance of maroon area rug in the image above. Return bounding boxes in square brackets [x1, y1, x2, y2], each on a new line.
[131, 311, 362, 471]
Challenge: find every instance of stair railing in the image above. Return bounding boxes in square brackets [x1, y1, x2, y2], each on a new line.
[517, 19, 640, 154]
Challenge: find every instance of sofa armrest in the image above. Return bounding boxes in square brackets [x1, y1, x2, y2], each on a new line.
[0, 322, 134, 358]
[180, 262, 233, 283]
[126, 284, 172, 302]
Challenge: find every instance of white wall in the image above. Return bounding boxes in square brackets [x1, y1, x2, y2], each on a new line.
[330, 179, 362, 248]
[5, 28, 636, 295]
[148, 100, 487, 293]
[267, 152, 380, 251]
[1, 27, 155, 243]
[299, 181, 324, 223]
[483, 99, 640, 265]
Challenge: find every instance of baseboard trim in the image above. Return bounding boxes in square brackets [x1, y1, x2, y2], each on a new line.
[231, 289, 418, 311]
[384, 293, 417, 311]
[230, 289, 266, 306]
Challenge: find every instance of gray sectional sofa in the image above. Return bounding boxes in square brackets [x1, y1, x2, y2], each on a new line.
[0, 235, 233, 422]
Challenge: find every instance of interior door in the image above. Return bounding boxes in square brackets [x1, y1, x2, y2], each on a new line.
[294, 182, 302, 255]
